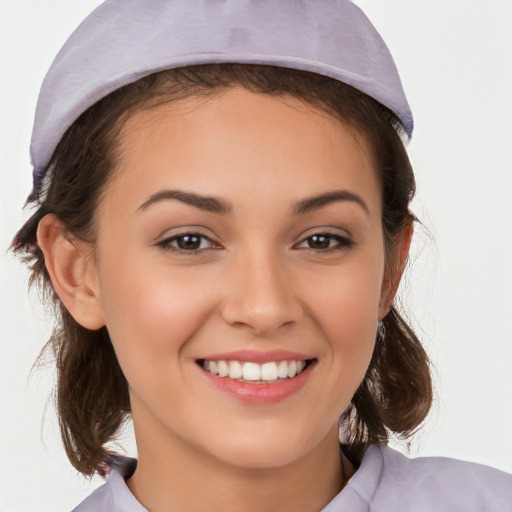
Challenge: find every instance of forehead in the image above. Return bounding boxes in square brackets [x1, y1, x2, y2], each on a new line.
[106, 88, 381, 216]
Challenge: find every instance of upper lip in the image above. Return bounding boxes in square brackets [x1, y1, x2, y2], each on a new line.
[198, 349, 315, 364]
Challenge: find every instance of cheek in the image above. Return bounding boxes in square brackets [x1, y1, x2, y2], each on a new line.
[95, 251, 214, 378]
[320, 290, 378, 372]
[303, 250, 384, 371]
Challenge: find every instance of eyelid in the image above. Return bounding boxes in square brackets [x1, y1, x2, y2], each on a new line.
[156, 230, 221, 253]
[296, 225, 352, 241]
[154, 228, 355, 254]
[294, 230, 355, 252]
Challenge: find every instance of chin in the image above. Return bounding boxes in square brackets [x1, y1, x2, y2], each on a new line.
[204, 423, 337, 470]
[216, 445, 305, 470]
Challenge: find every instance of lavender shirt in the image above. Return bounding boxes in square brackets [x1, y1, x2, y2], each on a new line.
[72, 445, 512, 511]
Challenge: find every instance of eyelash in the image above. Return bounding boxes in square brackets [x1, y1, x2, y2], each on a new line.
[296, 233, 354, 252]
[156, 232, 219, 254]
[156, 232, 354, 255]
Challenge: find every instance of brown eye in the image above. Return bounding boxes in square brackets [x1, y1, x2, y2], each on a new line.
[157, 233, 216, 253]
[176, 234, 203, 250]
[307, 235, 332, 249]
[297, 233, 354, 251]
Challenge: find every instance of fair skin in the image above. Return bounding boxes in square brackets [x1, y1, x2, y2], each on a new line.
[38, 88, 411, 511]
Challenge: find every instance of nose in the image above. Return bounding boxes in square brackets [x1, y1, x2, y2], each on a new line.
[220, 249, 303, 337]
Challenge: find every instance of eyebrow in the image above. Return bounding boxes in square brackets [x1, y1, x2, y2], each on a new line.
[292, 190, 369, 215]
[137, 189, 369, 216]
[138, 189, 233, 214]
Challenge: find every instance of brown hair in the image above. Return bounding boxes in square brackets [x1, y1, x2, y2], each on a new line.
[12, 64, 432, 475]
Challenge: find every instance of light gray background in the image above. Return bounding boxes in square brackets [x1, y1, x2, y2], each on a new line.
[1, 1, 511, 510]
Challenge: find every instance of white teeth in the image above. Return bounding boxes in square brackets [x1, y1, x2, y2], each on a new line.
[228, 361, 243, 379]
[261, 362, 278, 381]
[217, 360, 229, 377]
[277, 361, 288, 378]
[243, 362, 261, 381]
[202, 359, 309, 381]
[287, 360, 297, 378]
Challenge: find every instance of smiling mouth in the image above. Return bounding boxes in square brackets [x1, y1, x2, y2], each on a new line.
[197, 359, 316, 383]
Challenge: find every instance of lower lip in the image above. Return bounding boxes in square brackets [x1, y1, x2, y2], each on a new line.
[200, 362, 314, 404]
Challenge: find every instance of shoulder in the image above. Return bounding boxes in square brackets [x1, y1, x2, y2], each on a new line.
[72, 481, 115, 512]
[370, 445, 512, 511]
[72, 457, 146, 512]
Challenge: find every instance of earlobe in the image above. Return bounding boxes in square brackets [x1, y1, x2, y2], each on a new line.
[37, 214, 105, 330]
[379, 222, 414, 319]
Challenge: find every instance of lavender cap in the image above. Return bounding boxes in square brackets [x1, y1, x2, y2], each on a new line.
[30, 0, 413, 193]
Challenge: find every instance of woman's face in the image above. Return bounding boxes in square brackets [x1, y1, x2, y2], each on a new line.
[89, 88, 390, 468]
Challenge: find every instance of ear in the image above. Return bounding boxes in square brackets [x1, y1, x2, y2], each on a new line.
[378, 221, 414, 319]
[37, 214, 105, 330]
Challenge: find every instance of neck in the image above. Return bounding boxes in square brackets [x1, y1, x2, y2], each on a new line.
[127, 418, 352, 512]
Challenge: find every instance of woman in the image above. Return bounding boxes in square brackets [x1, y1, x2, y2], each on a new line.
[8, 1, 512, 510]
